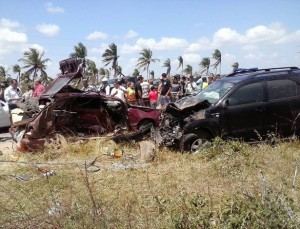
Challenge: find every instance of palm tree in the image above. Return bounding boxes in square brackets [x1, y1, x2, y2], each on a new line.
[232, 62, 239, 72]
[116, 66, 123, 77]
[40, 72, 53, 86]
[70, 42, 88, 75]
[211, 49, 221, 74]
[86, 60, 98, 84]
[136, 48, 160, 80]
[102, 43, 119, 78]
[20, 73, 31, 85]
[149, 70, 155, 79]
[19, 48, 50, 82]
[99, 67, 110, 79]
[183, 65, 193, 75]
[12, 64, 21, 83]
[177, 56, 183, 76]
[199, 57, 211, 75]
[132, 69, 140, 77]
[0, 66, 10, 83]
[162, 58, 171, 77]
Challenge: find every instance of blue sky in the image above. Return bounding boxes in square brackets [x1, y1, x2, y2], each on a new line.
[0, 0, 300, 80]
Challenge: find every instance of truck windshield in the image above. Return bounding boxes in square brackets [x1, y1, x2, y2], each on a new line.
[195, 80, 235, 104]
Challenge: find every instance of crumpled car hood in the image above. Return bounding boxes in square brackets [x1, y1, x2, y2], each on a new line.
[165, 96, 211, 117]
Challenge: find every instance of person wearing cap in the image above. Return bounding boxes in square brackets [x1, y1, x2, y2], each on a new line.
[4, 79, 22, 110]
[33, 78, 45, 97]
[98, 77, 110, 95]
[81, 78, 94, 92]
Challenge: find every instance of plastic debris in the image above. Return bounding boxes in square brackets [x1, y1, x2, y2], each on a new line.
[48, 202, 63, 216]
[9, 155, 20, 162]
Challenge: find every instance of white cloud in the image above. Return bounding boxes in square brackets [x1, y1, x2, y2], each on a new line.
[120, 43, 140, 54]
[36, 23, 60, 37]
[0, 27, 27, 43]
[136, 37, 188, 50]
[0, 20, 27, 58]
[242, 44, 257, 51]
[244, 51, 266, 60]
[212, 28, 244, 46]
[0, 18, 20, 28]
[182, 53, 202, 64]
[46, 2, 64, 14]
[125, 30, 138, 39]
[186, 37, 212, 52]
[91, 43, 109, 54]
[222, 53, 237, 65]
[245, 24, 286, 44]
[86, 31, 108, 40]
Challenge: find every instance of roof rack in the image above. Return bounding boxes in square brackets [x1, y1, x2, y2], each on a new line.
[227, 66, 299, 77]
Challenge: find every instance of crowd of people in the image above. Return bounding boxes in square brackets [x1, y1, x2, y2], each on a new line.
[0, 72, 221, 111]
[82, 72, 222, 109]
[0, 78, 45, 110]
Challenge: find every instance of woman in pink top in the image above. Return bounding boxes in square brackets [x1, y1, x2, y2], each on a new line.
[33, 78, 46, 97]
[148, 86, 158, 109]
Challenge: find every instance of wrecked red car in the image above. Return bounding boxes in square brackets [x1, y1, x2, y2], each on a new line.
[10, 58, 160, 151]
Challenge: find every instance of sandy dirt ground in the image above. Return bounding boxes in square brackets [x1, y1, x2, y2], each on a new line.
[0, 132, 22, 171]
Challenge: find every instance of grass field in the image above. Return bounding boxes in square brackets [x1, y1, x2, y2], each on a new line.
[0, 137, 300, 228]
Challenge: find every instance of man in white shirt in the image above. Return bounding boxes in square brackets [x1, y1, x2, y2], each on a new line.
[98, 77, 110, 95]
[186, 75, 197, 95]
[140, 76, 150, 106]
[4, 79, 22, 110]
[110, 80, 127, 102]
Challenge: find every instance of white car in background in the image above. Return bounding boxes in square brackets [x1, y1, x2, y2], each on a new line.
[0, 100, 11, 128]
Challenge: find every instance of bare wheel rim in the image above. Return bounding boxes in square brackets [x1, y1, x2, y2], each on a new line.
[191, 139, 205, 154]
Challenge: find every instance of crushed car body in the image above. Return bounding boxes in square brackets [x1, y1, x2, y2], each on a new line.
[10, 58, 160, 152]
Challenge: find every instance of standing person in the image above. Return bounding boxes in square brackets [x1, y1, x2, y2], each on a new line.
[196, 77, 203, 90]
[171, 74, 180, 102]
[134, 76, 143, 105]
[141, 76, 150, 106]
[0, 83, 6, 101]
[186, 75, 197, 95]
[215, 74, 221, 81]
[110, 80, 127, 102]
[126, 82, 137, 104]
[98, 77, 110, 95]
[207, 75, 214, 85]
[33, 78, 46, 97]
[202, 77, 208, 89]
[4, 79, 22, 110]
[149, 86, 158, 109]
[22, 85, 34, 100]
[178, 76, 187, 99]
[159, 73, 172, 108]
[81, 78, 94, 91]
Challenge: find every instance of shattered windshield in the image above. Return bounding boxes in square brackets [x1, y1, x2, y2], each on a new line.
[195, 80, 235, 104]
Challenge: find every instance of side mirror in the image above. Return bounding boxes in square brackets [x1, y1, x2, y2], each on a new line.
[221, 99, 229, 109]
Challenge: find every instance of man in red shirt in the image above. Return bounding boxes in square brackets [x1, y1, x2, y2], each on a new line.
[33, 78, 45, 97]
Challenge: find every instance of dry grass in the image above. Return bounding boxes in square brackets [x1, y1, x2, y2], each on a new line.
[0, 138, 300, 228]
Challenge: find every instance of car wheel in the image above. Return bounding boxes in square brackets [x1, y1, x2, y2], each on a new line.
[185, 131, 211, 154]
[137, 119, 154, 131]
